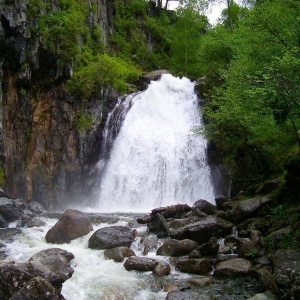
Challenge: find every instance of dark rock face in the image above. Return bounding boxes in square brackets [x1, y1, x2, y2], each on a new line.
[88, 226, 136, 250]
[0, 0, 119, 209]
[156, 238, 198, 257]
[0, 228, 22, 242]
[170, 217, 233, 245]
[45, 209, 93, 244]
[138, 70, 169, 90]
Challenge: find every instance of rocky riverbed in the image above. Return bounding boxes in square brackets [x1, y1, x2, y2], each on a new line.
[0, 183, 300, 299]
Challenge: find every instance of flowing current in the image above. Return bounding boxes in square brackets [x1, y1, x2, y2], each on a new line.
[97, 74, 215, 212]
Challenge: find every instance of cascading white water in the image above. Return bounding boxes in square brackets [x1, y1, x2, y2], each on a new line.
[97, 74, 215, 212]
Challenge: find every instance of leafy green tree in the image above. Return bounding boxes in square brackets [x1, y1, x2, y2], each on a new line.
[203, 0, 300, 176]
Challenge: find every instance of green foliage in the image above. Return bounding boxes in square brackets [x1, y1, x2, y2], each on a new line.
[0, 168, 4, 188]
[38, 0, 88, 65]
[76, 110, 93, 131]
[202, 0, 300, 177]
[67, 54, 141, 96]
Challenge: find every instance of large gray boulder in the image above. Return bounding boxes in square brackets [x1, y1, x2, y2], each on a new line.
[156, 238, 198, 257]
[230, 197, 272, 223]
[88, 226, 136, 250]
[170, 217, 232, 245]
[46, 209, 93, 244]
[28, 248, 74, 290]
[174, 258, 211, 275]
[214, 258, 252, 277]
[9, 276, 65, 300]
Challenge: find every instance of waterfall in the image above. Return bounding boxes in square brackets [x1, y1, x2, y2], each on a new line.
[96, 74, 215, 212]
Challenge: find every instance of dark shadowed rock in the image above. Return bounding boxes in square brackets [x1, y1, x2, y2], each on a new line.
[171, 217, 232, 245]
[138, 70, 169, 90]
[147, 213, 170, 238]
[104, 247, 135, 262]
[230, 197, 272, 223]
[46, 209, 93, 244]
[174, 258, 211, 275]
[273, 249, 300, 288]
[167, 218, 194, 230]
[9, 276, 65, 300]
[193, 199, 217, 216]
[152, 204, 192, 218]
[142, 235, 159, 255]
[124, 256, 156, 272]
[256, 267, 280, 297]
[0, 228, 22, 242]
[0, 204, 22, 222]
[28, 248, 74, 290]
[28, 201, 46, 214]
[214, 258, 252, 277]
[197, 237, 219, 255]
[255, 179, 279, 195]
[0, 214, 8, 228]
[215, 196, 228, 209]
[157, 238, 198, 257]
[88, 226, 136, 250]
[0, 263, 33, 299]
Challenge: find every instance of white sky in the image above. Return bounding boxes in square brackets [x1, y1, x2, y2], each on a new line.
[167, 1, 237, 24]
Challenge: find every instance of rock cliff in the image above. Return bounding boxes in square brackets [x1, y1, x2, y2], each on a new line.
[0, 0, 118, 209]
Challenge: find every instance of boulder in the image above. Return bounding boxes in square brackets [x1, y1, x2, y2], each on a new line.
[256, 267, 280, 297]
[187, 277, 212, 286]
[197, 237, 219, 255]
[214, 258, 252, 277]
[265, 226, 292, 249]
[46, 209, 93, 244]
[193, 199, 217, 216]
[255, 179, 279, 195]
[0, 261, 66, 300]
[28, 201, 46, 214]
[0, 204, 22, 222]
[146, 213, 170, 238]
[215, 196, 229, 210]
[156, 238, 198, 257]
[174, 258, 211, 275]
[230, 197, 272, 223]
[88, 226, 136, 250]
[273, 249, 300, 288]
[124, 256, 156, 272]
[152, 260, 171, 276]
[0, 263, 33, 299]
[167, 218, 194, 230]
[9, 276, 65, 300]
[151, 204, 192, 219]
[171, 217, 232, 245]
[141, 235, 159, 255]
[104, 247, 135, 262]
[28, 248, 74, 290]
